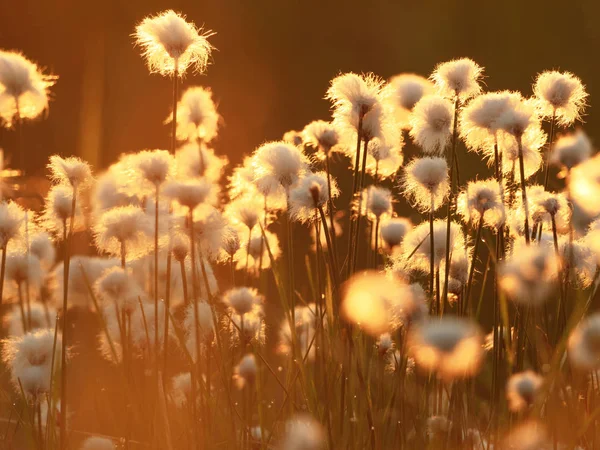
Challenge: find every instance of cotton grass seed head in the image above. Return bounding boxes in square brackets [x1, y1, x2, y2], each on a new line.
[176, 141, 227, 182]
[289, 172, 338, 223]
[408, 317, 483, 380]
[570, 153, 600, 218]
[409, 95, 454, 155]
[459, 90, 519, 157]
[233, 354, 257, 389]
[326, 72, 383, 117]
[507, 370, 543, 412]
[430, 58, 483, 101]
[499, 244, 558, 306]
[457, 179, 505, 228]
[164, 179, 213, 210]
[252, 141, 308, 191]
[383, 73, 434, 129]
[0, 50, 57, 125]
[401, 220, 463, 273]
[568, 313, 600, 371]
[402, 157, 449, 212]
[48, 155, 92, 190]
[134, 10, 214, 76]
[93, 205, 152, 260]
[380, 217, 411, 251]
[356, 186, 393, 220]
[533, 70, 588, 126]
[132, 149, 174, 188]
[302, 120, 339, 157]
[342, 271, 417, 336]
[0, 201, 23, 249]
[222, 286, 262, 316]
[280, 414, 325, 450]
[171, 86, 220, 142]
[550, 130, 592, 173]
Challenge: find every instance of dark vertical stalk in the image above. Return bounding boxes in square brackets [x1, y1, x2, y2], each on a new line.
[517, 136, 531, 245]
[170, 60, 179, 155]
[543, 111, 556, 190]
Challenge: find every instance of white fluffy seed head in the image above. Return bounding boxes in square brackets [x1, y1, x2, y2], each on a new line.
[233, 353, 257, 389]
[357, 186, 393, 220]
[164, 179, 213, 210]
[302, 120, 339, 156]
[409, 95, 454, 155]
[499, 244, 559, 306]
[93, 206, 152, 260]
[569, 313, 600, 371]
[170, 86, 220, 142]
[0, 201, 24, 249]
[326, 72, 383, 116]
[134, 10, 214, 76]
[533, 70, 588, 126]
[550, 130, 592, 172]
[0, 50, 57, 125]
[459, 91, 520, 157]
[497, 95, 538, 139]
[289, 172, 339, 223]
[408, 317, 484, 380]
[569, 153, 600, 218]
[507, 371, 543, 412]
[430, 58, 483, 101]
[251, 141, 308, 191]
[132, 149, 174, 187]
[48, 155, 92, 189]
[383, 73, 434, 129]
[457, 179, 505, 228]
[379, 217, 411, 251]
[402, 157, 449, 212]
[222, 287, 262, 316]
[175, 141, 227, 183]
[281, 415, 325, 450]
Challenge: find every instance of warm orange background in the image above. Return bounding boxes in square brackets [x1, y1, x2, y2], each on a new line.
[1, 0, 598, 175]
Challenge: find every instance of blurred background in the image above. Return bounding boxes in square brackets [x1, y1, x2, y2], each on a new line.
[0, 0, 598, 174]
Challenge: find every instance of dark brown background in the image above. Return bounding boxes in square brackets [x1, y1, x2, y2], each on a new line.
[0, 0, 598, 174]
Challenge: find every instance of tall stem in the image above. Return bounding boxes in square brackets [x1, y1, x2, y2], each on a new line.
[352, 138, 370, 274]
[170, 60, 179, 155]
[442, 95, 460, 311]
[543, 111, 556, 190]
[346, 113, 364, 278]
[517, 136, 531, 245]
[154, 185, 160, 394]
[464, 218, 484, 316]
[429, 204, 435, 314]
[60, 187, 76, 450]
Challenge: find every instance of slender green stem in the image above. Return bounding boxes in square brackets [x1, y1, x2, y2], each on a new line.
[464, 218, 484, 316]
[543, 111, 556, 190]
[517, 136, 531, 244]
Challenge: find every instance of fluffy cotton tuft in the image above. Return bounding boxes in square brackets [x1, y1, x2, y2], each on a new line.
[0, 50, 57, 125]
[568, 154, 600, 218]
[499, 244, 558, 306]
[401, 220, 463, 273]
[569, 313, 600, 371]
[251, 141, 308, 192]
[222, 286, 262, 316]
[507, 371, 543, 412]
[280, 415, 325, 450]
[457, 179, 505, 228]
[164, 179, 213, 210]
[550, 130, 592, 172]
[134, 10, 214, 76]
[233, 353, 257, 389]
[132, 149, 174, 188]
[302, 120, 339, 157]
[289, 172, 339, 223]
[48, 155, 92, 189]
[379, 217, 411, 251]
[383, 73, 434, 129]
[408, 317, 483, 380]
[357, 186, 393, 220]
[533, 70, 588, 126]
[93, 206, 152, 260]
[0, 201, 24, 249]
[326, 72, 383, 116]
[170, 86, 220, 142]
[402, 157, 449, 212]
[409, 95, 454, 155]
[430, 58, 483, 101]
